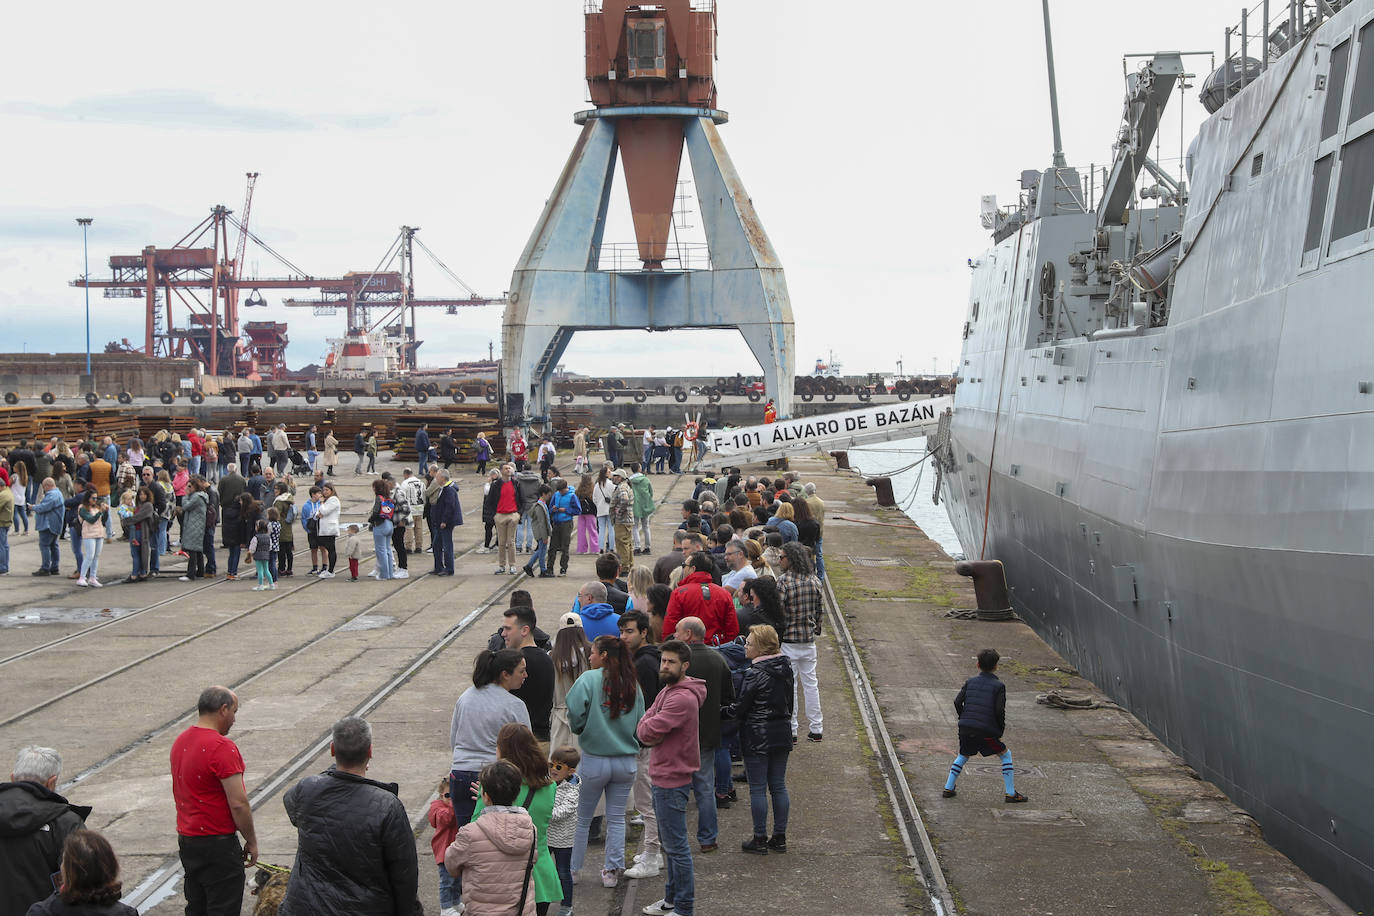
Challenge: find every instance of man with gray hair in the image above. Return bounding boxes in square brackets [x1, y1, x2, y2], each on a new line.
[0, 745, 90, 916]
[217, 461, 246, 510]
[279, 717, 419, 915]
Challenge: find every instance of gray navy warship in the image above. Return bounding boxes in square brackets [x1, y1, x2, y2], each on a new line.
[934, 0, 1374, 906]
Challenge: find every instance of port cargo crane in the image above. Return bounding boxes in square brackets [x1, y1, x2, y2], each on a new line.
[280, 226, 506, 371]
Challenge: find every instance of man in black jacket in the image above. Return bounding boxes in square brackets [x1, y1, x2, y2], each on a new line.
[279, 717, 419, 915]
[0, 745, 90, 916]
[942, 648, 1027, 803]
[620, 610, 664, 877]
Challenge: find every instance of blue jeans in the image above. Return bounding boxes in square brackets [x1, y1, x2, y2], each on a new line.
[652, 785, 694, 916]
[228, 544, 241, 576]
[691, 746, 718, 845]
[203, 532, 216, 575]
[157, 518, 169, 555]
[552, 845, 573, 906]
[0, 525, 8, 573]
[714, 744, 733, 795]
[11, 505, 28, 533]
[815, 539, 826, 580]
[448, 769, 481, 903]
[743, 750, 790, 837]
[572, 752, 636, 874]
[38, 529, 60, 571]
[269, 551, 279, 582]
[69, 528, 83, 568]
[436, 863, 456, 910]
[528, 538, 548, 573]
[433, 526, 454, 574]
[129, 538, 145, 578]
[372, 520, 394, 578]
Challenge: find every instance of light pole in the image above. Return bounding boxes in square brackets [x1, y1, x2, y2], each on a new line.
[77, 218, 93, 381]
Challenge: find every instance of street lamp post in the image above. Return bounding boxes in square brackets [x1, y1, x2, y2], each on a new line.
[77, 218, 93, 382]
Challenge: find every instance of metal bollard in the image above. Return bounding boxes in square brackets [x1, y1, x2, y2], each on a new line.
[865, 476, 896, 507]
[831, 450, 850, 470]
[954, 559, 1015, 621]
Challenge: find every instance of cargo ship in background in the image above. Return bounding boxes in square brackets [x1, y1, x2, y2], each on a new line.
[934, 1, 1374, 907]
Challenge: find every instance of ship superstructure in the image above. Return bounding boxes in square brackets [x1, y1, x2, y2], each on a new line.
[936, 1, 1374, 906]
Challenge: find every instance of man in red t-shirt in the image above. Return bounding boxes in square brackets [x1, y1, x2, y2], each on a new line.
[170, 686, 258, 916]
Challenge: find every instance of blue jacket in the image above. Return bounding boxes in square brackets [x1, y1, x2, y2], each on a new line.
[433, 481, 463, 528]
[102, 443, 118, 465]
[33, 488, 65, 535]
[415, 429, 430, 456]
[549, 489, 578, 525]
[576, 602, 621, 641]
[249, 434, 262, 455]
[954, 671, 1006, 738]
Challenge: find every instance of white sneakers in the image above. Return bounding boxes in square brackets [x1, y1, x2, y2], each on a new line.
[642, 900, 676, 915]
[76, 578, 87, 587]
[318, 570, 335, 578]
[623, 853, 662, 879]
[393, 569, 409, 579]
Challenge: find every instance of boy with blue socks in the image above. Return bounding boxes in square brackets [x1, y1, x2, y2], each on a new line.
[942, 648, 1028, 803]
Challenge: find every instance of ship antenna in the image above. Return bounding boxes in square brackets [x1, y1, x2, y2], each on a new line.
[1041, 0, 1068, 169]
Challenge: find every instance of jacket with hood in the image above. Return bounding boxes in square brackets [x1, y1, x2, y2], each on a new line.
[528, 498, 552, 541]
[663, 571, 740, 646]
[628, 472, 654, 518]
[22, 894, 137, 916]
[32, 488, 65, 535]
[724, 655, 795, 754]
[433, 481, 463, 529]
[575, 602, 620, 641]
[279, 768, 420, 916]
[444, 806, 537, 916]
[635, 677, 707, 788]
[0, 780, 91, 916]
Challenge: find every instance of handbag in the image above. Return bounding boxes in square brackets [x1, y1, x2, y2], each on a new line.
[514, 785, 538, 915]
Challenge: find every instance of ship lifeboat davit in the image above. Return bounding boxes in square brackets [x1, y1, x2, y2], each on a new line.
[1129, 234, 1182, 297]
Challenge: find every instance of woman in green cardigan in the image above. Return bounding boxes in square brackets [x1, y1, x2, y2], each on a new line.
[470, 722, 561, 914]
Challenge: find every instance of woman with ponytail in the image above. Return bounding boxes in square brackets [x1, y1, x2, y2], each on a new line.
[447, 648, 531, 905]
[565, 635, 644, 889]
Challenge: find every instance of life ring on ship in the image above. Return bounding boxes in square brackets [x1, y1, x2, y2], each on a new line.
[189, 390, 205, 405]
[337, 391, 353, 404]
[159, 391, 174, 405]
[683, 422, 699, 443]
[228, 391, 244, 405]
[263, 391, 279, 404]
[378, 391, 393, 404]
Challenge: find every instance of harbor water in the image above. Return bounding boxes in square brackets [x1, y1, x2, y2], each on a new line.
[848, 437, 962, 558]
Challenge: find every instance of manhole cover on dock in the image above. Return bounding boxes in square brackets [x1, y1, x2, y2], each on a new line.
[991, 809, 1084, 827]
[843, 556, 911, 568]
[2, 607, 137, 627]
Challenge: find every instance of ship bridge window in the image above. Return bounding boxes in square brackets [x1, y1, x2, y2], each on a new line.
[1304, 154, 1334, 255]
[1349, 21, 1374, 124]
[1330, 131, 1374, 244]
[1323, 40, 1352, 141]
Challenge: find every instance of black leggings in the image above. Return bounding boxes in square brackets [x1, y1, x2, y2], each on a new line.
[317, 535, 337, 572]
[483, 520, 496, 549]
[391, 525, 408, 570]
[186, 550, 204, 579]
[278, 545, 294, 573]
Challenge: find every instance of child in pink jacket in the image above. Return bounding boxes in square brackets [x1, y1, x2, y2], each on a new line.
[445, 761, 538, 916]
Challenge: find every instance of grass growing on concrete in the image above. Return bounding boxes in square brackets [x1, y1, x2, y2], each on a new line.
[997, 658, 1075, 691]
[828, 560, 958, 608]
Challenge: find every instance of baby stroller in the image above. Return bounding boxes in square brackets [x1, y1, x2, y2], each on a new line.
[288, 449, 312, 476]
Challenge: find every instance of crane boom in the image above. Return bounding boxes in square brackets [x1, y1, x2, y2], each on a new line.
[234, 172, 259, 276]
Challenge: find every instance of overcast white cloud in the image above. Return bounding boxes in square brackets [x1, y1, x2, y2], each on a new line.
[0, 0, 1232, 377]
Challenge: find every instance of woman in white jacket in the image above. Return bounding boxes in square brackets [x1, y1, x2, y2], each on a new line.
[314, 483, 342, 577]
[592, 463, 616, 553]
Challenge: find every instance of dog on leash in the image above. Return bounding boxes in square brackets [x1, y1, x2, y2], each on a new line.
[249, 866, 289, 916]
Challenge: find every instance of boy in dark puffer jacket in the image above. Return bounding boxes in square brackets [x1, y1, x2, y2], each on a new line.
[942, 648, 1028, 803]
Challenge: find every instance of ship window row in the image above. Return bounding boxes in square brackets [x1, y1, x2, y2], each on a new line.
[1305, 16, 1374, 260]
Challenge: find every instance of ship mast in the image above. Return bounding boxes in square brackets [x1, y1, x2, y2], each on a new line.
[1042, 0, 1067, 169]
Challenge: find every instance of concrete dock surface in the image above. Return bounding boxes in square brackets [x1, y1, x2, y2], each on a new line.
[0, 448, 1353, 914]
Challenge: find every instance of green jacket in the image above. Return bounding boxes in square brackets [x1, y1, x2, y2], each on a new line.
[0, 486, 12, 528]
[566, 668, 644, 757]
[629, 472, 655, 518]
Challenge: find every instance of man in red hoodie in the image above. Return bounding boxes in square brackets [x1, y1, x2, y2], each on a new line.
[635, 640, 705, 916]
[662, 553, 739, 646]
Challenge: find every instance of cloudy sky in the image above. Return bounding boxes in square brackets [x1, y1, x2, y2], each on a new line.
[1, 0, 1234, 378]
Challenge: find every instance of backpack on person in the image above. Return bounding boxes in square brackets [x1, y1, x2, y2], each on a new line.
[378, 497, 395, 521]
